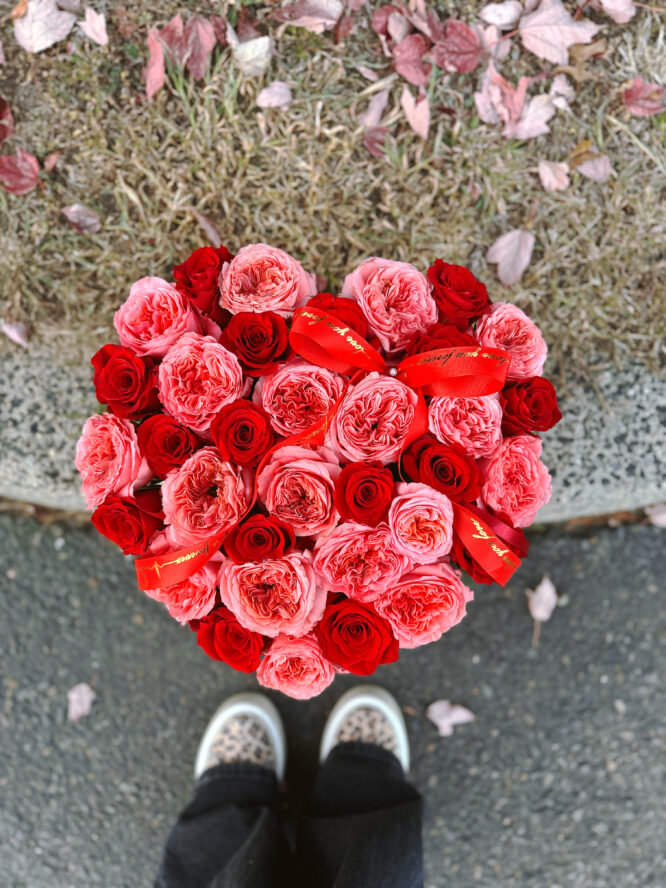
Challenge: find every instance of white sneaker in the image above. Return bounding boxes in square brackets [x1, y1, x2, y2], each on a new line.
[319, 685, 410, 773]
[194, 693, 287, 780]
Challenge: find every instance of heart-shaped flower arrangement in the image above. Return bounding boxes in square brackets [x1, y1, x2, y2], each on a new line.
[76, 243, 561, 699]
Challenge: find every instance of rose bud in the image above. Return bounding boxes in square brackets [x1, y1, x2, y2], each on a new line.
[220, 311, 289, 376]
[401, 435, 481, 503]
[91, 344, 160, 419]
[196, 606, 264, 673]
[427, 261, 490, 329]
[333, 462, 395, 526]
[137, 414, 201, 479]
[406, 323, 478, 357]
[501, 377, 562, 435]
[315, 597, 399, 676]
[224, 513, 295, 564]
[210, 400, 275, 466]
[305, 293, 368, 338]
[173, 245, 234, 325]
[91, 489, 164, 555]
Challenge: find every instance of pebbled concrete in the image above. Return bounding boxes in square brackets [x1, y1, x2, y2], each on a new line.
[1, 516, 664, 888]
[1, 340, 665, 520]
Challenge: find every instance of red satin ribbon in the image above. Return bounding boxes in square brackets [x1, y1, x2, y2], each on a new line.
[288, 307, 386, 375]
[396, 346, 511, 398]
[452, 503, 521, 586]
[135, 534, 226, 591]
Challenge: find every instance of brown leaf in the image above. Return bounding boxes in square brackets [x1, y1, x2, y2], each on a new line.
[61, 203, 102, 233]
[429, 20, 482, 74]
[555, 38, 606, 83]
[393, 33, 431, 87]
[189, 208, 222, 247]
[0, 98, 15, 144]
[622, 78, 665, 118]
[0, 148, 40, 195]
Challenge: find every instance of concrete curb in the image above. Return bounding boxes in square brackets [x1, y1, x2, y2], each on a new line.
[1, 343, 664, 520]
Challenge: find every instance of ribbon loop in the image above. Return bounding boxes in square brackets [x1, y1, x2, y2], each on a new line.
[452, 503, 521, 586]
[135, 535, 226, 591]
[289, 307, 386, 376]
[397, 346, 511, 398]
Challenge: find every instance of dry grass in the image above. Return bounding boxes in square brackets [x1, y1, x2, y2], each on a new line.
[1, 1, 665, 383]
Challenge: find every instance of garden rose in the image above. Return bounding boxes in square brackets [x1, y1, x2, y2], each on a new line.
[427, 261, 490, 328]
[313, 522, 412, 603]
[305, 293, 368, 337]
[196, 606, 264, 673]
[145, 562, 218, 624]
[136, 414, 201, 479]
[406, 323, 478, 356]
[219, 550, 325, 638]
[75, 413, 152, 510]
[91, 345, 159, 419]
[333, 462, 395, 526]
[257, 445, 341, 537]
[91, 489, 163, 555]
[114, 276, 218, 358]
[315, 597, 399, 675]
[387, 482, 454, 563]
[173, 245, 234, 323]
[257, 634, 335, 700]
[480, 434, 552, 527]
[373, 563, 473, 648]
[401, 435, 481, 503]
[428, 392, 503, 458]
[253, 360, 345, 437]
[210, 401, 275, 466]
[501, 377, 562, 435]
[475, 302, 547, 381]
[220, 311, 290, 376]
[158, 333, 245, 436]
[161, 447, 250, 545]
[219, 243, 316, 316]
[328, 372, 417, 464]
[342, 257, 437, 354]
[223, 514, 295, 564]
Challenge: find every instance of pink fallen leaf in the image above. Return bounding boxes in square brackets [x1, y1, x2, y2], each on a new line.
[393, 33, 431, 87]
[78, 6, 108, 46]
[257, 80, 293, 110]
[402, 0, 444, 42]
[476, 24, 512, 61]
[400, 85, 429, 139]
[486, 229, 535, 286]
[143, 28, 165, 99]
[519, 0, 600, 65]
[510, 94, 555, 139]
[226, 26, 272, 76]
[577, 153, 613, 183]
[189, 208, 222, 247]
[1, 321, 29, 347]
[479, 1, 522, 30]
[210, 16, 227, 47]
[62, 203, 102, 233]
[475, 61, 554, 139]
[43, 149, 61, 171]
[387, 10, 410, 43]
[429, 20, 482, 74]
[645, 503, 666, 528]
[67, 682, 96, 721]
[622, 78, 665, 118]
[0, 97, 15, 144]
[371, 4, 401, 37]
[597, 0, 635, 24]
[358, 88, 390, 128]
[426, 700, 476, 737]
[362, 125, 389, 158]
[14, 0, 76, 53]
[0, 41, 5, 65]
[183, 16, 216, 80]
[538, 159, 570, 191]
[549, 72, 574, 111]
[157, 13, 185, 60]
[526, 575, 558, 622]
[356, 64, 379, 82]
[0, 148, 40, 195]
[274, 0, 344, 33]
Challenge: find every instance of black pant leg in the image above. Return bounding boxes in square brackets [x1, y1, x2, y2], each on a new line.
[295, 742, 424, 888]
[155, 762, 286, 888]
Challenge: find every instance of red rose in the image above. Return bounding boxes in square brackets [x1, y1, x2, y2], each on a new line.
[501, 377, 562, 435]
[173, 245, 234, 324]
[210, 401, 275, 466]
[220, 311, 289, 376]
[401, 435, 481, 503]
[315, 597, 399, 675]
[305, 293, 368, 338]
[91, 344, 159, 419]
[137, 414, 201, 478]
[91, 489, 164, 555]
[427, 261, 490, 329]
[196, 606, 264, 673]
[333, 462, 395, 526]
[406, 323, 478, 357]
[224, 513, 295, 563]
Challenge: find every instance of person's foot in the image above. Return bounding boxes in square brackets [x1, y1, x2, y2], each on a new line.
[319, 685, 410, 772]
[194, 693, 287, 780]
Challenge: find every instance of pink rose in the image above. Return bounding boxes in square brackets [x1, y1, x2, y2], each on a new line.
[374, 563, 473, 648]
[388, 482, 454, 564]
[479, 434, 552, 527]
[341, 257, 437, 354]
[161, 447, 250, 545]
[257, 634, 335, 700]
[327, 372, 417, 464]
[475, 302, 547, 381]
[313, 521, 412, 603]
[257, 445, 341, 537]
[114, 277, 218, 358]
[219, 243, 316, 316]
[253, 359, 345, 437]
[428, 392, 503, 458]
[75, 413, 152, 510]
[219, 550, 325, 638]
[158, 333, 245, 436]
[145, 563, 218, 625]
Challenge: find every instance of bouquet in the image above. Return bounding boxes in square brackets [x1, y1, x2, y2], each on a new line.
[75, 243, 561, 699]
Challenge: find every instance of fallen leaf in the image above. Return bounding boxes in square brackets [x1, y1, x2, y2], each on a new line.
[479, 0, 522, 30]
[558, 38, 607, 84]
[43, 149, 61, 171]
[387, 10, 410, 44]
[57, 0, 81, 11]
[0, 42, 5, 65]
[189, 208, 222, 247]
[11, 0, 29, 19]
[476, 24, 512, 61]
[371, 4, 401, 37]
[67, 682, 96, 721]
[61, 203, 102, 233]
[519, 0, 600, 65]
[182, 17, 217, 80]
[362, 125, 389, 157]
[538, 159, 570, 191]
[645, 503, 666, 528]
[526, 575, 558, 622]
[426, 700, 476, 737]
[0, 98, 15, 144]
[429, 20, 482, 74]
[486, 229, 535, 286]
[157, 13, 185, 60]
[0, 148, 40, 195]
[402, 0, 444, 42]
[358, 88, 390, 128]
[274, 0, 344, 33]
[393, 33, 431, 87]
[577, 152, 613, 183]
[622, 78, 665, 118]
[78, 6, 108, 46]
[511, 94, 555, 139]
[356, 64, 379, 82]
[210, 16, 227, 47]
[227, 26, 272, 76]
[400, 84, 429, 139]
[475, 60, 554, 139]
[257, 80, 293, 110]
[143, 28, 165, 100]
[14, 0, 76, 54]
[1, 321, 29, 347]
[549, 72, 574, 110]
[597, 0, 635, 24]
